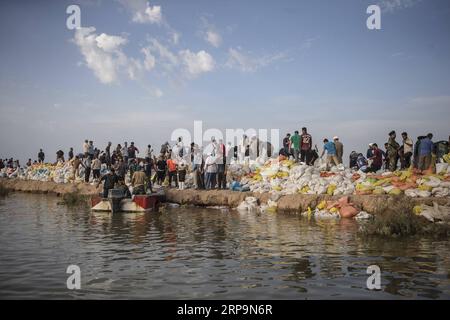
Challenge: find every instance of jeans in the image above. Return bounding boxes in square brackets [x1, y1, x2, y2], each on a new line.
[293, 149, 300, 162]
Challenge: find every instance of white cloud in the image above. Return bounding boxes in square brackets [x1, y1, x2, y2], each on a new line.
[73, 27, 128, 84]
[146, 38, 179, 67]
[141, 47, 156, 71]
[179, 50, 215, 77]
[95, 33, 127, 52]
[205, 30, 222, 48]
[200, 17, 222, 48]
[118, 0, 162, 24]
[378, 0, 421, 13]
[126, 58, 143, 80]
[171, 31, 181, 45]
[226, 47, 286, 73]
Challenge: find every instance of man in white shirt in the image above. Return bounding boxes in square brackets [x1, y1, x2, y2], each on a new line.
[401, 132, 413, 169]
[83, 139, 89, 157]
[192, 145, 203, 189]
[204, 153, 217, 189]
[239, 135, 249, 163]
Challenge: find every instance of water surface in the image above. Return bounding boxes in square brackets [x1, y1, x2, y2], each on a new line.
[0, 193, 449, 299]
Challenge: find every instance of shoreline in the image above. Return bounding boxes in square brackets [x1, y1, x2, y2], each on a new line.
[1, 177, 449, 214]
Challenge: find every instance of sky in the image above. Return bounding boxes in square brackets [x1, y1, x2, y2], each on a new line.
[0, 0, 449, 163]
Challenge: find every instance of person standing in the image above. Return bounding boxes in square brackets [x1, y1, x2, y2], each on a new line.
[88, 141, 95, 158]
[38, 149, 45, 163]
[217, 139, 227, 189]
[122, 142, 129, 164]
[83, 155, 92, 183]
[204, 153, 217, 189]
[177, 160, 187, 190]
[413, 136, 425, 169]
[144, 157, 154, 193]
[105, 142, 112, 168]
[290, 130, 301, 162]
[387, 131, 400, 172]
[128, 142, 139, 165]
[300, 127, 312, 163]
[401, 132, 413, 169]
[92, 156, 102, 181]
[72, 156, 83, 180]
[68, 148, 74, 161]
[114, 158, 126, 180]
[167, 156, 178, 188]
[282, 133, 291, 157]
[192, 145, 203, 189]
[156, 155, 167, 186]
[333, 136, 343, 164]
[239, 135, 249, 162]
[320, 138, 338, 171]
[83, 139, 89, 157]
[418, 133, 434, 171]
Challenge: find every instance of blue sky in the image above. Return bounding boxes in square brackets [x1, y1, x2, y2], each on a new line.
[1, 0, 449, 162]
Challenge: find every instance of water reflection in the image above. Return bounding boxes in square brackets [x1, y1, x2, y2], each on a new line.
[0, 193, 449, 299]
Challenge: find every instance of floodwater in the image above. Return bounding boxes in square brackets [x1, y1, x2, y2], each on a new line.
[0, 193, 449, 300]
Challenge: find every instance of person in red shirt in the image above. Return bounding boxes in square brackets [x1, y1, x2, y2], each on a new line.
[300, 127, 312, 164]
[166, 157, 178, 188]
[368, 143, 383, 172]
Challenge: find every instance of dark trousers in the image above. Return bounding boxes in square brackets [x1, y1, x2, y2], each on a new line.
[93, 169, 100, 179]
[168, 171, 178, 187]
[84, 167, 91, 183]
[401, 152, 412, 169]
[217, 164, 226, 189]
[157, 171, 165, 185]
[300, 149, 312, 164]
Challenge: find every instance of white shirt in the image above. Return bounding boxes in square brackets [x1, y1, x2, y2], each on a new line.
[205, 155, 217, 173]
[403, 137, 413, 154]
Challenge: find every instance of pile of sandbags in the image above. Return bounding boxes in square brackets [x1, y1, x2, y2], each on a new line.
[300, 196, 361, 220]
[229, 156, 450, 198]
[414, 202, 450, 223]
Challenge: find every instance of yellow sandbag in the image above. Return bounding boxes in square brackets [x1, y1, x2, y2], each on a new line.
[299, 186, 310, 194]
[413, 205, 422, 215]
[327, 184, 337, 196]
[330, 207, 338, 214]
[317, 200, 327, 210]
[418, 185, 432, 192]
[388, 188, 402, 195]
[372, 187, 385, 195]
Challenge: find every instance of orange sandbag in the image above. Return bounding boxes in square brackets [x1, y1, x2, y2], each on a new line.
[340, 205, 359, 218]
[326, 201, 340, 210]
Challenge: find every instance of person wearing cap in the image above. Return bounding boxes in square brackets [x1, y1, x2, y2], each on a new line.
[333, 136, 343, 164]
[387, 130, 400, 171]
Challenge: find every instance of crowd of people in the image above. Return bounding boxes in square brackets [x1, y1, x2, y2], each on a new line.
[1, 129, 449, 197]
